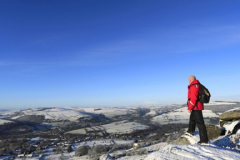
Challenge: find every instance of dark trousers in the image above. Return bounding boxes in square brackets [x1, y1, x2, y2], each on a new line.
[187, 110, 209, 142]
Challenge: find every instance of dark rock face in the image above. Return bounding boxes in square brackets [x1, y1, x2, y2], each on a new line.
[232, 123, 240, 134]
[205, 124, 222, 140]
[220, 109, 240, 121]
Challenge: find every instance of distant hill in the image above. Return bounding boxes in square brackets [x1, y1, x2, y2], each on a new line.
[16, 115, 44, 123]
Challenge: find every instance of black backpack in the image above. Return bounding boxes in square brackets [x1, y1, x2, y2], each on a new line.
[197, 83, 211, 103]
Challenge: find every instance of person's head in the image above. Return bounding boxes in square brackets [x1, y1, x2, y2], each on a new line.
[188, 75, 196, 84]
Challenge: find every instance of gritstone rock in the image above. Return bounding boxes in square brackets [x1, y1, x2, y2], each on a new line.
[173, 124, 222, 145]
[205, 124, 222, 140]
[220, 108, 240, 121]
[172, 136, 191, 145]
[220, 120, 232, 127]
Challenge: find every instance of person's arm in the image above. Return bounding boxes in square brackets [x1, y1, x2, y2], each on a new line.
[188, 85, 199, 111]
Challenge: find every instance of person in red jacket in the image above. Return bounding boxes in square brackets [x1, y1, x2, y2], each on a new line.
[186, 75, 209, 144]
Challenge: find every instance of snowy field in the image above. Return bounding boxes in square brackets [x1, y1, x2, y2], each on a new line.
[0, 119, 13, 125]
[151, 107, 218, 124]
[205, 101, 238, 106]
[66, 120, 149, 135]
[101, 120, 149, 134]
[77, 107, 135, 118]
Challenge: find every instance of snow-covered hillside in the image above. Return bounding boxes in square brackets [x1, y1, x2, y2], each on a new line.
[152, 107, 218, 124]
[77, 107, 135, 118]
[205, 101, 238, 106]
[0, 119, 13, 125]
[66, 120, 149, 135]
[0, 107, 91, 121]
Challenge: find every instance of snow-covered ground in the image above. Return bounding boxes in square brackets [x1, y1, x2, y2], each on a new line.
[33, 133, 240, 160]
[145, 144, 240, 160]
[73, 139, 134, 148]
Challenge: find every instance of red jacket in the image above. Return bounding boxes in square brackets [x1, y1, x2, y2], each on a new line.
[188, 79, 204, 111]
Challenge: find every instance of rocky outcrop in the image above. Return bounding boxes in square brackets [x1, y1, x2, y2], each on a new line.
[220, 120, 232, 127]
[220, 108, 240, 121]
[173, 124, 222, 145]
[205, 124, 222, 140]
[173, 136, 191, 145]
[219, 108, 240, 135]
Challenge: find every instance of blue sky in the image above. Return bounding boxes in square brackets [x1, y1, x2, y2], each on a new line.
[0, 0, 239, 108]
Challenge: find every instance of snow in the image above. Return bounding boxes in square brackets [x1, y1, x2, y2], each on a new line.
[205, 101, 237, 106]
[2, 107, 91, 121]
[77, 139, 133, 148]
[223, 120, 240, 135]
[222, 107, 240, 112]
[4, 132, 240, 160]
[152, 107, 218, 124]
[145, 144, 240, 160]
[29, 137, 43, 142]
[145, 142, 168, 152]
[101, 121, 149, 134]
[145, 110, 157, 116]
[0, 119, 13, 125]
[79, 107, 134, 118]
[0, 109, 22, 118]
[23, 107, 91, 121]
[66, 120, 149, 135]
